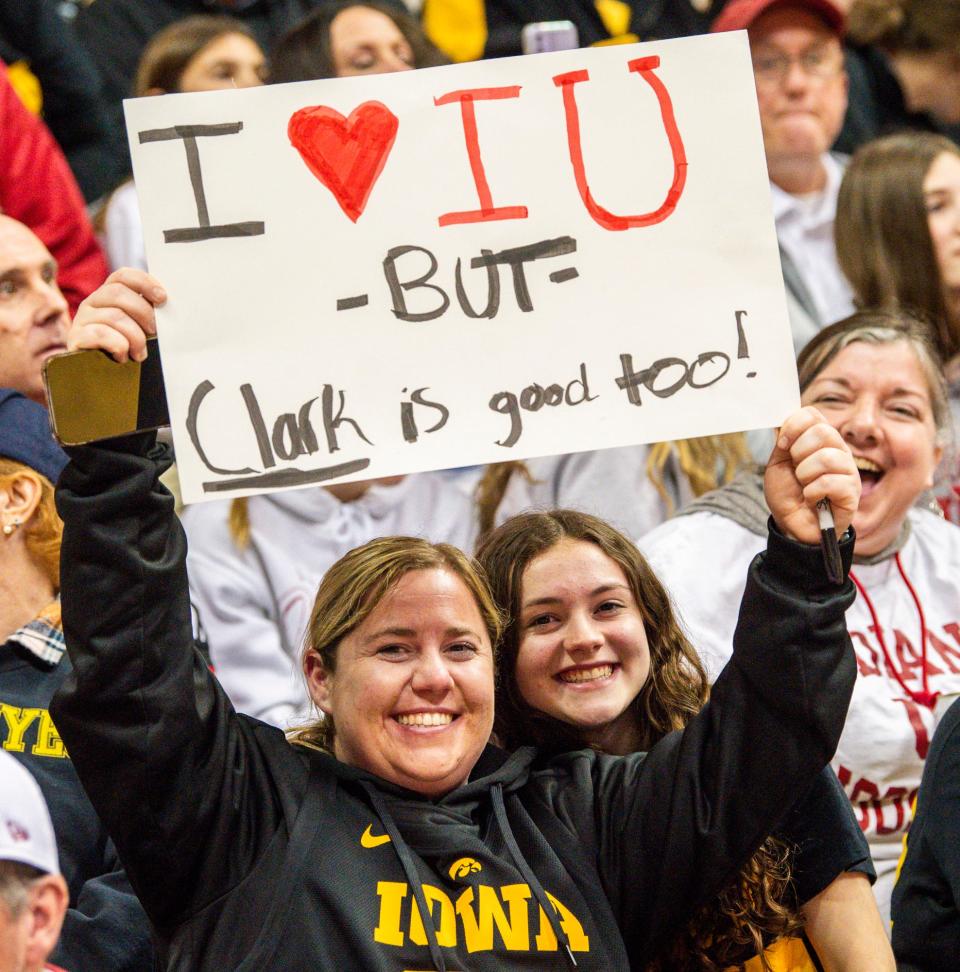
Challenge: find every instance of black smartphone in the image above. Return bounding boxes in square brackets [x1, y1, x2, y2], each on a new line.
[43, 337, 170, 446]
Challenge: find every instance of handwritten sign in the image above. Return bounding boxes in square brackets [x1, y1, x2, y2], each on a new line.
[124, 31, 798, 504]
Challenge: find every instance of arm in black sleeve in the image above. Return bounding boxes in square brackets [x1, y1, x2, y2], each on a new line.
[777, 766, 874, 905]
[593, 522, 857, 964]
[51, 435, 295, 934]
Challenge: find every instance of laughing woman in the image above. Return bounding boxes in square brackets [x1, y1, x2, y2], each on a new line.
[640, 310, 960, 926]
[51, 269, 859, 971]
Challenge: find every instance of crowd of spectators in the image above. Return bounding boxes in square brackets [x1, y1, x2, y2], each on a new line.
[5, 0, 960, 969]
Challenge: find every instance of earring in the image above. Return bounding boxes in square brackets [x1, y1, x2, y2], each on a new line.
[2, 524, 12, 536]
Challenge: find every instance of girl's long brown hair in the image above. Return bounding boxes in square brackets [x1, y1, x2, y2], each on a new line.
[476, 509, 800, 971]
[848, 0, 960, 57]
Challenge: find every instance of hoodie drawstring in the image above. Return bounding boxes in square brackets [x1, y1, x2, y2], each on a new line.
[361, 783, 447, 972]
[491, 783, 578, 968]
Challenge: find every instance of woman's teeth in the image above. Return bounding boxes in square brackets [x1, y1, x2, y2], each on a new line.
[559, 665, 614, 683]
[396, 712, 453, 727]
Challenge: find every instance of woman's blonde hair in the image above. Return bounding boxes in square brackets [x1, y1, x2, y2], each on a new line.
[290, 535, 503, 752]
[228, 497, 251, 550]
[836, 132, 960, 359]
[0, 459, 61, 592]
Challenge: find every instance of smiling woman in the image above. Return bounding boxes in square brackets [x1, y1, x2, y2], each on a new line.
[479, 507, 889, 971]
[640, 310, 960, 928]
[294, 537, 499, 796]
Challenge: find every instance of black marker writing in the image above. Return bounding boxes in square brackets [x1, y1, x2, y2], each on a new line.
[489, 363, 595, 448]
[382, 236, 578, 322]
[138, 123, 265, 243]
[616, 351, 731, 406]
[186, 380, 257, 476]
[470, 236, 577, 313]
[455, 249, 499, 319]
[383, 245, 450, 322]
[400, 387, 450, 443]
[187, 379, 373, 482]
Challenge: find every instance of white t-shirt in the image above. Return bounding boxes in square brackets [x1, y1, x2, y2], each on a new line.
[639, 508, 960, 925]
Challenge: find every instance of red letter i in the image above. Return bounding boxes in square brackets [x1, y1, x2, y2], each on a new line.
[434, 86, 529, 227]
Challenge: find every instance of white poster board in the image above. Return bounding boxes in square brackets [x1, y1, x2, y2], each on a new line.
[124, 31, 798, 504]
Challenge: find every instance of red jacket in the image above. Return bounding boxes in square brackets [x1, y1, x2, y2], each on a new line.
[0, 61, 108, 313]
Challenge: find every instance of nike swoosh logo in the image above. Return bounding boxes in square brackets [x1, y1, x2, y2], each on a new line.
[361, 824, 391, 848]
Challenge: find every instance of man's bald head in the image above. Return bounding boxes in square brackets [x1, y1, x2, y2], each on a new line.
[0, 216, 69, 405]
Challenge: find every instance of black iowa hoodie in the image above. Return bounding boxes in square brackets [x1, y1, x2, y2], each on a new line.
[51, 435, 857, 971]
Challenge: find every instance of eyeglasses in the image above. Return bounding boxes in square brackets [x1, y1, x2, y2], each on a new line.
[751, 47, 844, 86]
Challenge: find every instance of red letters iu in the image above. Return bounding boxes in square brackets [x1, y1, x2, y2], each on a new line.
[290, 56, 688, 229]
[434, 55, 688, 231]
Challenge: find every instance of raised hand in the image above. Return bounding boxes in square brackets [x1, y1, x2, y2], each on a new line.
[68, 268, 167, 363]
[765, 406, 860, 546]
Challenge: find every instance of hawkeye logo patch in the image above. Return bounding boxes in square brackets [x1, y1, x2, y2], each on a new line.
[448, 857, 482, 880]
[361, 824, 392, 849]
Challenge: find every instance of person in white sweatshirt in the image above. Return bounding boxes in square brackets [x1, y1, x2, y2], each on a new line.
[639, 309, 960, 926]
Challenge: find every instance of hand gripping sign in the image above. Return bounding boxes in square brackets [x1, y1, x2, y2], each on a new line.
[123, 31, 798, 504]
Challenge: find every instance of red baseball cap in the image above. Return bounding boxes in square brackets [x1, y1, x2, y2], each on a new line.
[711, 0, 846, 36]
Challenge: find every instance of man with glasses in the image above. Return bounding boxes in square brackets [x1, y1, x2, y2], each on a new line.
[713, 0, 854, 353]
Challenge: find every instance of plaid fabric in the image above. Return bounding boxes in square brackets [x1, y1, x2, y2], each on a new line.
[8, 601, 63, 668]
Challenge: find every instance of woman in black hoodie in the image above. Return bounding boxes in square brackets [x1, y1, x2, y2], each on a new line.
[477, 508, 894, 971]
[52, 266, 860, 971]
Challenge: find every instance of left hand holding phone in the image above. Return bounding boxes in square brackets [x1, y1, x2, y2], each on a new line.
[69, 268, 167, 363]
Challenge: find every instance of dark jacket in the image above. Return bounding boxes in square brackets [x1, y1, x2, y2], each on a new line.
[775, 767, 874, 906]
[891, 696, 960, 971]
[0, 636, 153, 972]
[51, 434, 857, 971]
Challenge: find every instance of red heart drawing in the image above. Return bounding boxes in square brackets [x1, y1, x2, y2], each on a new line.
[288, 102, 399, 223]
